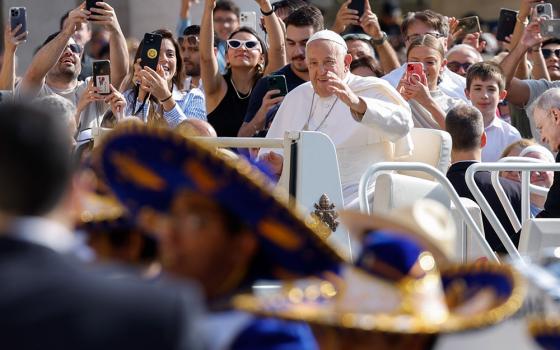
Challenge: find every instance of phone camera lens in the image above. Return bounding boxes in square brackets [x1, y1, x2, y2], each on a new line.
[12, 9, 19, 16]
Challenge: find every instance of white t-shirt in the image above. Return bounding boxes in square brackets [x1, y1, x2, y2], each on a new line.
[482, 117, 522, 162]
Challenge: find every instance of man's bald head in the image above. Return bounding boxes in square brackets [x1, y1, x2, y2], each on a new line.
[176, 119, 218, 138]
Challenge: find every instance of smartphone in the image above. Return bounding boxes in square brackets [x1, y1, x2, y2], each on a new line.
[496, 8, 517, 42]
[9, 7, 27, 38]
[541, 19, 560, 38]
[457, 16, 481, 35]
[348, 0, 366, 18]
[267, 75, 288, 99]
[93, 60, 111, 95]
[406, 62, 424, 83]
[86, 0, 102, 12]
[536, 3, 554, 19]
[140, 33, 163, 71]
[240, 11, 257, 32]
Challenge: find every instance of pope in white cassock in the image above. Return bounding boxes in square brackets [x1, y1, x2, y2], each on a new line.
[258, 30, 414, 206]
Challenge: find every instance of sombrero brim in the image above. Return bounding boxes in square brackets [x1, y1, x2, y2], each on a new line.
[528, 318, 560, 350]
[96, 123, 345, 279]
[233, 262, 525, 334]
[340, 211, 450, 266]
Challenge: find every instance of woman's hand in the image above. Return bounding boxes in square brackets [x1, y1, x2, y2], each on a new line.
[332, 0, 360, 34]
[3, 24, 27, 53]
[104, 85, 127, 120]
[138, 65, 172, 101]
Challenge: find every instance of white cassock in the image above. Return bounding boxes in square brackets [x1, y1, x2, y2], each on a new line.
[259, 72, 414, 205]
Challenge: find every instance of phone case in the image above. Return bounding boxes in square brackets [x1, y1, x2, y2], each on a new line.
[240, 12, 257, 31]
[140, 33, 163, 71]
[457, 16, 481, 35]
[496, 9, 517, 42]
[10, 7, 27, 37]
[406, 62, 423, 82]
[267, 75, 288, 98]
[348, 0, 366, 18]
[536, 3, 554, 19]
[93, 60, 111, 95]
[86, 0, 101, 12]
[540, 19, 560, 38]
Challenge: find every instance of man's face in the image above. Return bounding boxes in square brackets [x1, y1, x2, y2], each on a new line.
[52, 37, 82, 80]
[534, 107, 560, 151]
[542, 43, 560, 81]
[465, 78, 505, 118]
[346, 39, 373, 61]
[156, 193, 254, 298]
[286, 25, 314, 73]
[214, 10, 239, 41]
[446, 48, 481, 77]
[181, 34, 201, 77]
[306, 40, 350, 97]
[404, 20, 446, 50]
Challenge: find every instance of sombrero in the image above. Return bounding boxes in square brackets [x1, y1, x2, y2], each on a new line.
[528, 319, 560, 350]
[232, 203, 525, 348]
[96, 123, 345, 280]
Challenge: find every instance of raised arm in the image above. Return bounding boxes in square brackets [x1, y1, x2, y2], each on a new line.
[89, 2, 129, 89]
[0, 25, 26, 90]
[200, 0, 223, 96]
[177, 0, 193, 38]
[258, 0, 287, 74]
[19, 5, 87, 96]
[528, 45, 550, 80]
[500, 12, 548, 107]
[360, 1, 399, 74]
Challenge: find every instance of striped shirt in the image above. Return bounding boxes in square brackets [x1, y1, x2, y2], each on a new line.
[123, 86, 206, 128]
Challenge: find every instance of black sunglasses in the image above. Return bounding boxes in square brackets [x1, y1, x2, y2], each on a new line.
[542, 48, 560, 59]
[447, 61, 473, 72]
[67, 43, 82, 54]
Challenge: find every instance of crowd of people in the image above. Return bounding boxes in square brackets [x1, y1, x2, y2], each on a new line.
[1, 0, 560, 348]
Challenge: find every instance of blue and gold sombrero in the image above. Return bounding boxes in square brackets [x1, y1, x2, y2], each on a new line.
[529, 319, 560, 350]
[96, 123, 344, 280]
[233, 207, 526, 344]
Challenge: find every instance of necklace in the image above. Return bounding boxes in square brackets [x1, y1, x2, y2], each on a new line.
[230, 78, 252, 100]
[303, 93, 339, 131]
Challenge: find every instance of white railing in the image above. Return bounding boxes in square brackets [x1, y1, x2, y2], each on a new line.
[358, 162, 499, 262]
[465, 162, 560, 260]
[493, 157, 551, 232]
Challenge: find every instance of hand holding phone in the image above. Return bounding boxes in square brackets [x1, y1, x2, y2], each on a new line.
[267, 75, 288, 99]
[9, 7, 27, 39]
[140, 33, 163, 71]
[457, 16, 481, 35]
[406, 62, 424, 83]
[536, 3, 554, 19]
[93, 60, 111, 95]
[496, 9, 517, 42]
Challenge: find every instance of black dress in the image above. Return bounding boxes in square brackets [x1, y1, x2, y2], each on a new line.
[207, 72, 256, 137]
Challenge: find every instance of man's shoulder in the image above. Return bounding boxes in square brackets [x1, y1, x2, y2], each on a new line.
[285, 81, 312, 98]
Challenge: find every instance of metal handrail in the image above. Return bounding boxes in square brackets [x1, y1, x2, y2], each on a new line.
[492, 157, 552, 232]
[465, 163, 560, 260]
[358, 162, 499, 262]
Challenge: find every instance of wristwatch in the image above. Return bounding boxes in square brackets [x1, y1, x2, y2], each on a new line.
[370, 31, 388, 46]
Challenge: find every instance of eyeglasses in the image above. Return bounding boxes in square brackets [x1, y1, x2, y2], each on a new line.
[184, 35, 199, 47]
[447, 61, 473, 73]
[67, 43, 82, 54]
[214, 18, 237, 25]
[542, 48, 560, 59]
[405, 32, 444, 42]
[227, 39, 260, 50]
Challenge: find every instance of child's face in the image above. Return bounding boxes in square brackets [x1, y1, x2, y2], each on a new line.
[466, 78, 506, 117]
[407, 46, 445, 90]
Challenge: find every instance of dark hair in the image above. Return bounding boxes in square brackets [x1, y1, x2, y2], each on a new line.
[214, 0, 240, 18]
[542, 38, 560, 47]
[0, 103, 73, 215]
[227, 27, 269, 81]
[42, 31, 61, 48]
[183, 25, 201, 37]
[350, 56, 383, 77]
[284, 5, 324, 32]
[273, 0, 307, 12]
[401, 10, 449, 38]
[465, 61, 505, 91]
[445, 104, 484, 151]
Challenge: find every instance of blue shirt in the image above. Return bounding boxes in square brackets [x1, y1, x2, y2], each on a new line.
[244, 64, 307, 127]
[123, 86, 206, 128]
